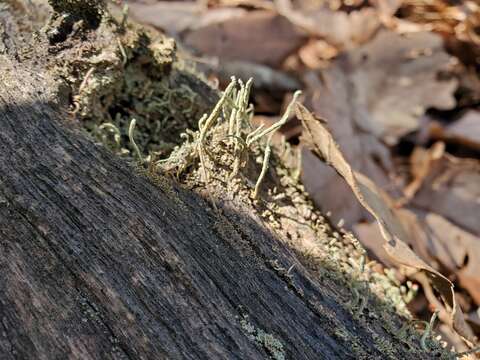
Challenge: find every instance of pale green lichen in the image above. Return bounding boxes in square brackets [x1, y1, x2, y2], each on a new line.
[240, 315, 285, 360]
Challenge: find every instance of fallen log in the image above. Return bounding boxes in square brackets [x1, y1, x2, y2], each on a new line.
[0, 1, 443, 359]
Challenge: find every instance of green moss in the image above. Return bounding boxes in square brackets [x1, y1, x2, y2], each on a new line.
[56, 17, 211, 160]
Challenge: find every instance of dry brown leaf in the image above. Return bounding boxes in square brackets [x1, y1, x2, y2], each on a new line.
[356, 207, 467, 274]
[414, 272, 474, 354]
[302, 148, 381, 227]
[300, 68, 394, 227]
[297, 39, 338, 69]
[299, 30, 456, 225]
[398, 0, 480, 73]
[128, 2, 251, 36]
[401, 142, 445, 203]
[275, 0, 381, 49]
[425, 213, 480, 306]
[399, 0, 480, 44]
[296, 102, 476, 342]
[353, 221, 395, 267]
[413, 155, 480, 236]
[343, 30, 457, 145]
[430, 111, 480, 152]
[358, 207, 480, 309]
[183, 11, 307, 68]
[210, 60, 301, 93]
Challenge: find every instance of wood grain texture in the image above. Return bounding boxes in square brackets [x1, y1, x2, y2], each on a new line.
[0, 60, 360, 359]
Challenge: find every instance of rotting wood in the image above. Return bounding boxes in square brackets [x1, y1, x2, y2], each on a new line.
[0, 1, 442, 359]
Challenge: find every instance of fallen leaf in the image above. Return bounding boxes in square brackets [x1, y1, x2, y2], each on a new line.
[354, 221, 395, 267]
[430, 111, 480, 152]
[183, 11, 307, 68]
[297, 39, 339, 69]
[397, 0, 480, 75]
[302, 148, 374, 227]
[300, 67, 394, 227]
[415, 272, 473, 353]
[355, 209, 438, 273]
[343, 30, 458, 145]
[209, 60, 301, 93]
[275, 0, 381, 49]
[357, 207, 480, 309]
[413, 155, 480, 236]
[425, 213, 480, 306]
[299, 30, 456, 225]
[401, 142, 445, 203]
[128, 1, 206, 35]
[128, 2, 250, 36]
[296, 102, 475, 342]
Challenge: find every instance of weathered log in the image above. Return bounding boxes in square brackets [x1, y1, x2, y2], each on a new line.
[0, 2, 440, 359]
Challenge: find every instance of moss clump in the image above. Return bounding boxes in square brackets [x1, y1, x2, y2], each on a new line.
[48, 0, 105, 28]
[52, 12, 214, 160]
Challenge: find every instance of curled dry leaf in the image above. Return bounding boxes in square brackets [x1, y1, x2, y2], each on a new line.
[183, 11, 307, 68]
[414, 272, 474, 354]
[300, 67, 393, 227]
[425, 213, 480, 306]
[300, 29, 456, 226]
[296, 102, 476, 342]
[357, 209, 480, 306]
[354, 207, 434, 269]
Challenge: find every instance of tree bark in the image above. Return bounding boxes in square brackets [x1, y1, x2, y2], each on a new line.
[0, 2, 437, 359]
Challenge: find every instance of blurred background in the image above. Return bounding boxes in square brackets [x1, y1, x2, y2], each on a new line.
[124, 0, 480, 351]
